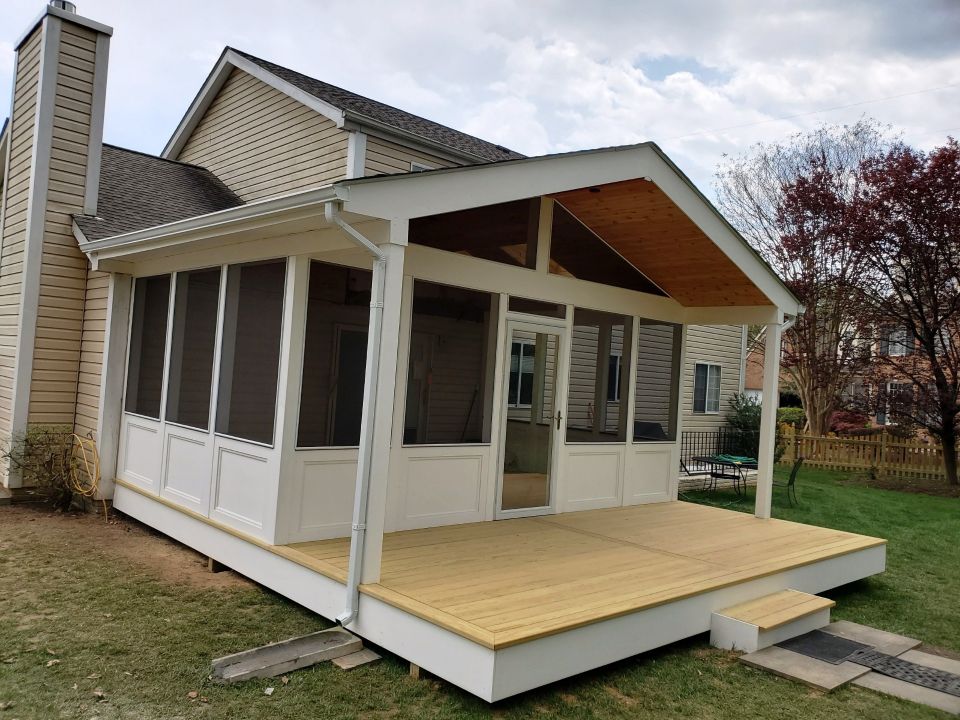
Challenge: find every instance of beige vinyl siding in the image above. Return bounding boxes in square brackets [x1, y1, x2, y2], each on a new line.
[177, 69, 349, 201]
[364, 136, 457, 176]
[28, 23, 99, 426]
[73, 269, 108, 438]
[682, 324, 745, 431]
[0, 27, 42, 439]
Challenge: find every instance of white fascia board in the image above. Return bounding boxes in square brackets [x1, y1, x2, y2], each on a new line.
[0, 119, 8, 188]
[341, 143, 801, 314]
[162, 50, 346, 159]
[79, 185, 340, 259]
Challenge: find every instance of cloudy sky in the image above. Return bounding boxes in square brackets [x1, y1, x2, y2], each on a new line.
[2, 0, 958, 194]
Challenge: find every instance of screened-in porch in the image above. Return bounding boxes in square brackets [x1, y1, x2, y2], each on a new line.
[86, 143, 829, 701]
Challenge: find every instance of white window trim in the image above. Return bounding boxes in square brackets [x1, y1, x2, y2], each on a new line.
[694, 362, 722, 415]
[887, 327, 909, 357]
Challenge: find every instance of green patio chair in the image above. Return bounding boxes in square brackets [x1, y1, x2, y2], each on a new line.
[773, 457, 803, 506]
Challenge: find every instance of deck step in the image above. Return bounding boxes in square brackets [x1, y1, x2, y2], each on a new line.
[711, 590, 835, 653]
[211, 628, 362, 683]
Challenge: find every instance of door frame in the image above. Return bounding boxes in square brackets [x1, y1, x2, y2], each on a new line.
[494, 316, 568, 519]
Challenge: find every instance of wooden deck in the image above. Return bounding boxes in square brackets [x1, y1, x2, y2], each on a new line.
[283, 501, 884, 649]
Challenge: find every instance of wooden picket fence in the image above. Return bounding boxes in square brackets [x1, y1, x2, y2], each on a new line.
[780, 425, 947, 480]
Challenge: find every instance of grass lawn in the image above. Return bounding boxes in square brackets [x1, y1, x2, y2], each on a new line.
[1, 466, 957, 719]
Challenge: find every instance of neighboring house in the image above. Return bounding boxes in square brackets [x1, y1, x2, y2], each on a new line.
[0, 3, 885, 702]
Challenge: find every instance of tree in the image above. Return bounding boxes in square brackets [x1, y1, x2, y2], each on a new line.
[854, 139, 960, 485]
[715, 119, 893, 435]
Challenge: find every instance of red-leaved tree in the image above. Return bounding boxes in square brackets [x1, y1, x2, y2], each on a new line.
[854, 139, 960, 485]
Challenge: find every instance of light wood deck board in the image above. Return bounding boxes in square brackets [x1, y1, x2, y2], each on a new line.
[283, 501, 884, 649]
[718, 589, 835, 630]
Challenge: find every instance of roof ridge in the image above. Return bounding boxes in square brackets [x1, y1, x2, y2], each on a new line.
[102, 142, 221, 173]
[226, 47, 524, 162]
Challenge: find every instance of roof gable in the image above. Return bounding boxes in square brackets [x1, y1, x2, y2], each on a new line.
[163, 48, 524, 165]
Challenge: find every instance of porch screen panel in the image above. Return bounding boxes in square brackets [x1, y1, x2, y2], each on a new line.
[566, 309, 630, 442]
[633, 322, 682, 441]
[165, 268, 221, 430]
[404, 280, 496, 445]
[125, 274, 171, 418]
[215, 260, 286, 444]
[296, 261, 373, 447]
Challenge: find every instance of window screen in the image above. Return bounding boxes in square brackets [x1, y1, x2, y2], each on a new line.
[215, 260, 286, 444]
[165, 268, 221, 429]
[633, 322, 681, 441]
[404, 280, 496, 445]
[565, 309, 630, 442]
[297, 261, 373, 447]
[125, 275, 171, 418]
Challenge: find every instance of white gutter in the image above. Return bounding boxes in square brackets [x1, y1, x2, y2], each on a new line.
[79, 185, 341, 260]
[325, 201, 385, 628]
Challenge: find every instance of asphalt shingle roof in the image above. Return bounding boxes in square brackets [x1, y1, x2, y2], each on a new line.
[74, 145, 243, 241]
[230, 48, 526, 164]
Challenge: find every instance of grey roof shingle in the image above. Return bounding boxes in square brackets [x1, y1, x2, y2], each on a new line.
[74, 145, 243, 241]
[230, 48, 526, 164]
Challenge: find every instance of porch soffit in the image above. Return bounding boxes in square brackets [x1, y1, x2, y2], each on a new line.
[550, 178, 770, 308]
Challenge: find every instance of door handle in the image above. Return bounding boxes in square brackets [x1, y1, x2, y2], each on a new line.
[556, 410, 563, 430]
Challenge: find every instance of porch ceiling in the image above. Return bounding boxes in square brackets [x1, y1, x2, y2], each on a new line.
[551, 179, 770, 307]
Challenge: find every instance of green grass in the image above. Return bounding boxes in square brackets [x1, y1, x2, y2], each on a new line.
[0, 467, 957, 719]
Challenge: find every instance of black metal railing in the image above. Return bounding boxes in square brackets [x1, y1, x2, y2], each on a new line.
[680, 428, 760, 472]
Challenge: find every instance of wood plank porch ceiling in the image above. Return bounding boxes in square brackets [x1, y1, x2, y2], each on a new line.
[551, 179, 772, 307]
[284, 501, 884, 650]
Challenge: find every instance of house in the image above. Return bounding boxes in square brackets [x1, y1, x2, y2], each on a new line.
[0, 2, 885, 701]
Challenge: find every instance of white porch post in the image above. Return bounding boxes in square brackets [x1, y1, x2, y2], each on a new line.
[359, 230, 406, 584]
[94, 272, 132, 498]
[755, 320, 783, 519]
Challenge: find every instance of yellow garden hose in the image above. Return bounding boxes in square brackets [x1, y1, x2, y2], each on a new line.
[69, 433, 107, 521]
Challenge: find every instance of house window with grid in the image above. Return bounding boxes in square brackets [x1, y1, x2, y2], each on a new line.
[509, 340, 536, 407]
[693, 363, 721, 414]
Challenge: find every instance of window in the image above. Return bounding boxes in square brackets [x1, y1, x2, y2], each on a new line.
[880, 381, 913, 425]
[507, 296, 567, 319]
[509, 340, 536, 408]
[693, 363, 722, 414]
[165, 268, 221, 430]
[215, 260, 286, 444]
[633, 321, 681, 441]
[125, 275, 171, 418]
[884, 327, 912, 356]
[607, 353, 622, 402]
[404, 280, 497, 445]
[297, 261, 373, 447]
[566, 309, 630, 442]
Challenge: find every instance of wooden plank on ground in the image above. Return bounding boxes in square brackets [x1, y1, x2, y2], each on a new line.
[211, 628, 362, 683]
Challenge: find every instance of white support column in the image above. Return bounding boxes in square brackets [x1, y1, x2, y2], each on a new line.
[273, 255, 310, 543]
[94, 272, 132, 498]
[755, 320, 783, 519]
[359, 231, 406, 584]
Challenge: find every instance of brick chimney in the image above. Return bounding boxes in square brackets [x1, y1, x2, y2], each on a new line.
[0, 3, 112, 486]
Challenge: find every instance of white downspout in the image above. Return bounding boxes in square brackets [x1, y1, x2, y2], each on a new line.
[325, 201, 386, 627]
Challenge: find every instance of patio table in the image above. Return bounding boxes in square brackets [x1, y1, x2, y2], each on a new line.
[691, 454, 758, 497]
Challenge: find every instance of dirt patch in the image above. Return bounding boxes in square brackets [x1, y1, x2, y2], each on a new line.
[0, 504, 253, 590]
